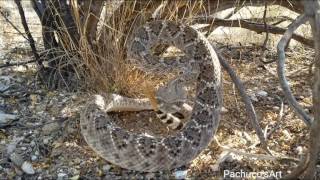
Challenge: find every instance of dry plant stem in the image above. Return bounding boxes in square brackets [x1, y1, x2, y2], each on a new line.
[266, 98, 286, 139]
[14, 0, 45, 80]
[0, 59, 39, 68]
[217, 53, 269, 154]
[203, 0, 303, 15]
[195, 17, 313, 48]
[281, 154, 310, 180]
[303, 0, 320, 178]
[214, 138, 299, 163]
[277, 14, 312, 126]
[0, 9, 28, 40]
[262, 1, 269, 49]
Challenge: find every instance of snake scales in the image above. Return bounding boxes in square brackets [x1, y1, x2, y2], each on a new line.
[80, 20, 222, 172]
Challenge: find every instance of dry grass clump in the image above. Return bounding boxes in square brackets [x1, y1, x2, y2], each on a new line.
[45, 0, 212, 96]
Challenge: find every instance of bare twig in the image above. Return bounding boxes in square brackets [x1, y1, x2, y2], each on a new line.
[14, 0, 44, 74]
[265, 97, 287, 139]
[262, 1, 269, 49]
[194, 17, 314, 48]
[277, 13, 312, 126]
[259, 1, 273, 65]
[0, 9, 28, 40]
[214, 138, 299, 163]
[281, 154, 310, 179]
[217, 51, 270, 154]
[0, 59, 39, 68]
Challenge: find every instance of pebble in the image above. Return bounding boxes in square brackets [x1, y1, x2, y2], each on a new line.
[0, 76, 12, 92]
[42, 122, 60, 135]
[21, 161, 35, 175]
[256, 90, 268, 97]
[0, 113, 17, 127]
[31, 155, 37, 161]
[43, 137, 52, 144]
[210, 164, 219, 171]
[249, 94, 258, 102]
[6, 137, 23, 154]
[102, 164, 111, 171]
[35, 151, 40, 156]
[30, 141, 36, 147]
[174, 170, 188, 179]
[295, 146, 305, 155]
[58, 172, 68, 180]
[272, 106, 280, 111]
[70, 175, 80, 180]
[221, 107, 229, 114]
[10, 152, 24, 166]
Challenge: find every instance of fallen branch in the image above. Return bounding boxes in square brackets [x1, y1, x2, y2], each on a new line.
[217, 51, 269, 154]
[194, 17, 313, 48]
[214, 138, 299, 163]
[277, 14, 312, 126]
[0, 59, 39, 68]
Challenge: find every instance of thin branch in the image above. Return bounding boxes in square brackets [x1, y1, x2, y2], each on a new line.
[14, 0, 44, 71]
[194, 17, 314, 48]
[215, 138, 299, 163]
[277, 14, 312, 126]
[217, 51, 270, 154]
[262, 1, 269, 49]
[281, 154, 310, 179]
[0, 9, 28, 40]
[0, 59, 39, 68]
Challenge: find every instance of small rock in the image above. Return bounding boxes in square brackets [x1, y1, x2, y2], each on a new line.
[221, 107, 229, 114]
[10, 152, 24, 166]
[35, 151, 40, 156]
[43, 137, 50, 144]
[30, 141, 36, 147]
[210, 164, 219, 172]
[6, 137, 23, 154]
[282, 130, 292, 140]
[21, 161, 35, 175]
[31, 155, 37, 161]
[295, 146, 305, 155]
[58, 172, 68, 180]
[42, 122, 60, 135]
[249, 94, 258, 102]
[102, 164, 111, 171]
[21, 147, 27, 151]
[0, 76, 12, 92]
[256, 90, 268, 97]
[272, 106, 280, 111]
[0, 113, 18, 127]
[70, 175, 80, 180]
[174, 170, 188, 179]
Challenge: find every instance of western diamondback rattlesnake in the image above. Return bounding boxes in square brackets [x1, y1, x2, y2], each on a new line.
[80, 20, 222, 172]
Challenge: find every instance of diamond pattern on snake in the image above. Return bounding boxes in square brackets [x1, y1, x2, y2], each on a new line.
[80, 20, 223, 172]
